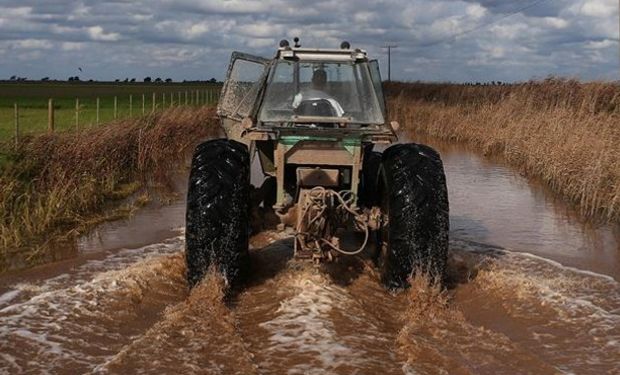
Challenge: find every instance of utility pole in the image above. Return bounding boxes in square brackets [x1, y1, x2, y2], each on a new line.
[383, 44, 398, 82]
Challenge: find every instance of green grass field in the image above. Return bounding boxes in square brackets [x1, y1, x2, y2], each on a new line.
[0, 82, 221, 140]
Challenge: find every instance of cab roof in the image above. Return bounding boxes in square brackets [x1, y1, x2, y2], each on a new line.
[275, 47, 368, 62]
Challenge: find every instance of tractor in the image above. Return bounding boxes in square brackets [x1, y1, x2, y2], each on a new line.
[185, 39, 449, 290]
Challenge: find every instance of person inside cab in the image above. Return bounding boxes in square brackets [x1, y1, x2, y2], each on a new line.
[292, 68, 344, 117]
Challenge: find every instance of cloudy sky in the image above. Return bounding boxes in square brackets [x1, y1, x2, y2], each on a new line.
[0, 0, 618, 82]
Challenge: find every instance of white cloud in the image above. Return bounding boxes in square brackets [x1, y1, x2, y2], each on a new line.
[579, 0, 616, 17]
[239, 22, 283, 38]
[133, 14, 154, 22]
[61, 42, 85, 51]
[87, 26, 120, 41]
[585, 39, 616, 49]
[12, 39, 53, 49]
[188, 22, 210, 38]
[542, 17, 569, 29]
[0, 6, 31, 17]
[466, 4, 487, 20]
[0, 0, 617, 82]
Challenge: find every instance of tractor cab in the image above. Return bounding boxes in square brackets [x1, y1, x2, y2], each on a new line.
[217, 40, 396, 142]
[258, 46, 385, 128]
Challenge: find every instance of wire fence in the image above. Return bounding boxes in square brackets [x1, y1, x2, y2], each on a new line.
[6, 87, 221, 149]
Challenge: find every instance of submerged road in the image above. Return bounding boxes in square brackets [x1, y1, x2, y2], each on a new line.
[1, 137, 618, 374]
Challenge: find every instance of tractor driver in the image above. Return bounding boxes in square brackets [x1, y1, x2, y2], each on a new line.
[292, 68, 345, 117]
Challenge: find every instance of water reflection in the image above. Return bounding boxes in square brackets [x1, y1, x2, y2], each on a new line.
[406, 133, 620, 280]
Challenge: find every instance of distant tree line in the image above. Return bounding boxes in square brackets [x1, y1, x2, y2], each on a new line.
[464, 81, 506, 86]
[3, 76, 221, 84]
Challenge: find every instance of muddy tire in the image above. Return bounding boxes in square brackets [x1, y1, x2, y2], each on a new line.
[185, 139, 250, 288]
[359, 151, 382, 208]
[380, 143, 449, 290]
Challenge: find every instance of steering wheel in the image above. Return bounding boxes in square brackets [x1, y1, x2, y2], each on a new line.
[294, 99, 339, 117]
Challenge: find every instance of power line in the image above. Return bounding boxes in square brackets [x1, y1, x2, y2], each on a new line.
[414, 0, 554, 48]
[382, 44, 398, 81]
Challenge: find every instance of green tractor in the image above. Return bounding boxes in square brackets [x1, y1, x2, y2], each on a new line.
[185, 39, 449, 290]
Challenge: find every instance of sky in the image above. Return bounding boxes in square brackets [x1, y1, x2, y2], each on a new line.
[0, 0, 618, 82]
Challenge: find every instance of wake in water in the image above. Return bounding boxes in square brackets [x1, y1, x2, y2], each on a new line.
[397, 269, 558, 374]
[0, 237, 187, 373]
[460, 247, 620, 374]
[236, 265, 404, 375]
[397, 240, 620, 374]
[99, 269, 258, 374]
[0, 232, 618, 374]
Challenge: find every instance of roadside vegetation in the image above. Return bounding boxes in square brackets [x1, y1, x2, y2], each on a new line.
[0, 107, 219, 271]
[386, 79, 620, 222]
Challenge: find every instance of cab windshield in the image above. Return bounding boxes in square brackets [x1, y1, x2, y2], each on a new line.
[258, 61, 384, 125]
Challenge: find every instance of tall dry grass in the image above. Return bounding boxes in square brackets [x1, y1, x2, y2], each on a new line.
[386, 79, 620, 222]
[0, 107, 219, 270]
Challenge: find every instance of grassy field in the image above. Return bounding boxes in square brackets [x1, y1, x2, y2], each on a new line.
[385, 79, 620, 222]
[0, 82, 222, 140]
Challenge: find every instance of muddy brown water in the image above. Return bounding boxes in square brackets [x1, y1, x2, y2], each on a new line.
[1, 137, 618, 374]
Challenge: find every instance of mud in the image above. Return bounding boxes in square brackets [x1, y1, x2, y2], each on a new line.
[0, 138, 619, 374]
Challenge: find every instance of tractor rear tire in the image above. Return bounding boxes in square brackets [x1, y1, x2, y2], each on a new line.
[380, 143, 449, 290]
[185, 139, 250, 288]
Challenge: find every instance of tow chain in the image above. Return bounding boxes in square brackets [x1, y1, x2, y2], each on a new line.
[295, 187, 369, 258]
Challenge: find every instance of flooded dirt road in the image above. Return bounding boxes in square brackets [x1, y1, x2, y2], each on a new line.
[0, 138, 618, 374]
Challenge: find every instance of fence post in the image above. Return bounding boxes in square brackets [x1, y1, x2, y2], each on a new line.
[129, 94, 133, 117]
[185, 91, 188, 105]
[162, 92, 166, 108]
[178, 91, 181, 106]
[170, 92, 173, 108]
[114, 96, 118, 119]
[142, 94, 145, 115]
[152, 92, 156, 112]
[14, 103, 19, 149]
[75, 98, 79, 131]
[96, 97, 100, 125]
[48, 99, 54, 132]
